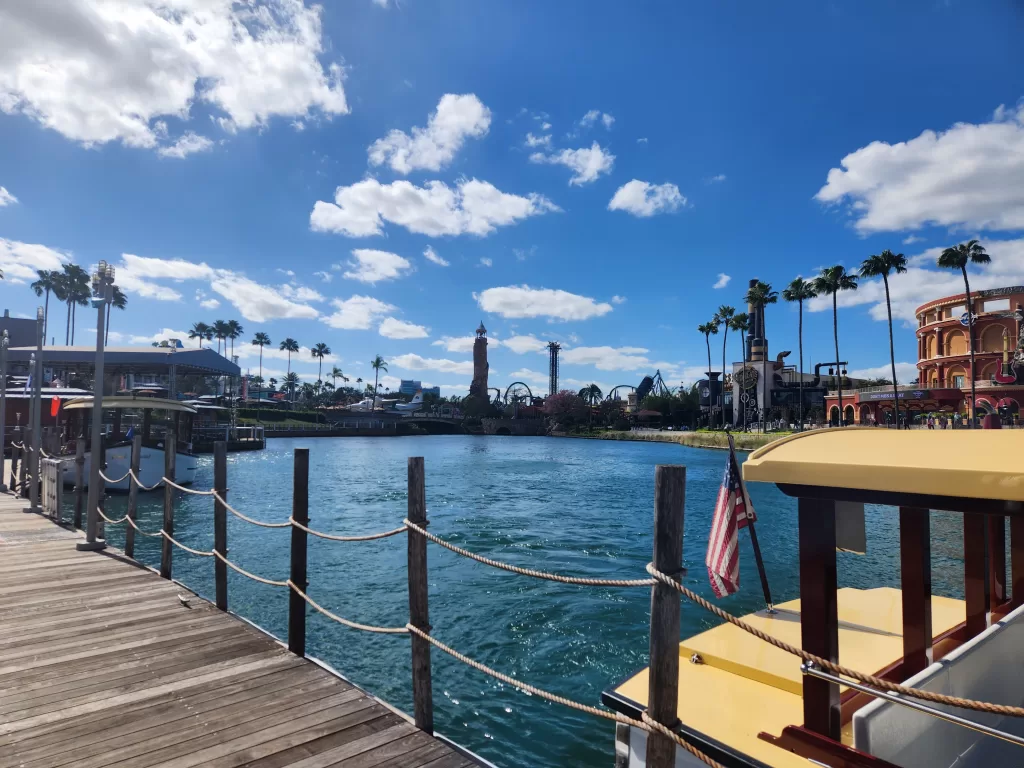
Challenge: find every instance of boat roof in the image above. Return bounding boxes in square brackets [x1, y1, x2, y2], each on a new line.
[62, 396, 197, 414]
[743, 427, 1024, 504]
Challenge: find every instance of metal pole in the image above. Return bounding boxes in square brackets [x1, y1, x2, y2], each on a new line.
[0, 330, 7, 493]
[213, 441, 228, 611]
[26, 311, 44, 511]
[160, 437, 176, 579]
[407, 456, 433, 733]
[125, 434, 141, 558]
[78, 266, 110, 551]
[288, 448, 309, 656]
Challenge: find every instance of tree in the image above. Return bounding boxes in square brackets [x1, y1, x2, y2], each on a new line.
[714, 305, 735, 428]
[728, 313, 749, 430]
[268, 377, 278, 391]
[578, 383, 603, 405]
[813, 266, 858, 426]
[31, 270, 61, 345]
[226, 320, 244, 359]
[370, 355, 388, 405]
[189, 322, 212, 349]
[938, 240, 991, 428]
[743, 281, 778, 430]
[251, 332, 271, 420]
[697, 318, 720, 428]
[860, 250, 908, 428]
[282, 371, 300, 400]
[211, 320, 230, 355]
[312, 342, 331, 384]
[330, 366, 347, 390]
[544, 390, 586, 431]
[98, 284, 127, 344]
[59, 264, 90, 345]
[280, 338, 299, 402]
[782, 278, 817, 430]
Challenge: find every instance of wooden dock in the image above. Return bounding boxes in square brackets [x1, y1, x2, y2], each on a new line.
[0, 493, 475, 768]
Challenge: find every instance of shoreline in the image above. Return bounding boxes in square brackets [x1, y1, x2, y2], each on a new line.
[550, 430, 786, 451]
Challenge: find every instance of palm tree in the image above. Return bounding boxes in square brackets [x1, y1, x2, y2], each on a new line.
[211, 320, 230, 355]
[860, 251, 908, 428]
[59, 264, 90, 345]
[698, 319, 720, 428]
[728, 313, 750, 431]
[743, 281, 778, 430]
[102, 284, 127, 344]
[251, 332, 271, 420]
[312, 343, 331, 383]
[268, 377, 278, 391]
[189, 321, 212, 349]
[226, 320, 244, 359]
[813, 266, 858, 426]
[938, 240, 991, 428]
[31, 270, 61, 345]
[282, 372, 300, 401]
[280, 338, 299, 401]
[714, 305, 735, 427]
[330, 366, 347, 390]
[782, 278, 818, 430]
[578, 383, 602, 404]
[370, 356, 388, 405]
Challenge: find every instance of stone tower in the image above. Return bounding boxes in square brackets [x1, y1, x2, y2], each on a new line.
[469, 321, 489, 401]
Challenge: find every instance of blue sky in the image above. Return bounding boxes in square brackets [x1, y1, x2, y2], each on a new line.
[1, 0, 1023, 396]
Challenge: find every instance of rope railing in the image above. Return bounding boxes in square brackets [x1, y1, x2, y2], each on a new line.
[212, 490, 292, 529]
[213, 550, 288, 587]
[403, 519, 655, 587]
[291, 518, 408, 542]
[289, 580, 409, 634]
[162, 477, 216, 495]
[128, 468, 163, 492]
[125, 515, 162, 538]
[99, 469, 131, 484]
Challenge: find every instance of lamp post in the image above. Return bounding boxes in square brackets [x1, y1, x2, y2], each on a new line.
[78, 261, 114, 551]
[24, 309, 44, 513]
[0, 330, 7, 492]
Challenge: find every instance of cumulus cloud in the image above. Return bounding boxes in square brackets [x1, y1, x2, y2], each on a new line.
[129, 328, 192, 346]
[379, 317, 429, 339]
[525, 132, 552, 149]
[310, 177, 560, 237]
[815, 103, 1024, 233]
[561, 345, 650, 371]
[530, 142, 615, 185]
[608, 180, 685, 217]
[0, 186, 17, 206]
[707, 174, 727, 184]
[279, 283, 325, 302]
[476, 285, 613, 321]
[209, 273, 319, 322]
[423, 246, 449, 266]
[200, 298, 220, 309]
[848, 362, 920, 384]
[580, 110, 614, 130]
[0, 0, 348, 152]
[0, 238, 71, 282]
[368, 93, 491, 173]
[342, 249, 413, 284]
[157, 132, 213, 159]
[611, 295, 626, 305]
[313, 270, 333, 282]
[432, 336, 477, 353]
[236, 343, 338, 366]
[391, 354, 474, 375]
[502, 334, 547, 354]
[713, 273, 731, 289]
[321, 295, 395, 330]
[479, 257, 492, 267]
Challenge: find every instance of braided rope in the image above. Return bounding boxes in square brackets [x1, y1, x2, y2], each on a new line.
[11, 441, 24, 449]
[160, 531, 214, 558]
[291, 519, 408, 542]
[162, 477, 216, 495]
[96, 506, 129, 525]
[405, 624, 722, 768]
[99, 469, 131, 484]
[646, 564, 1024, 719]
[212, 491, 291, 528]
[404, 520, 655, 587]
[212, 550, 288, 586]
[125, 515, 162, 537]
[128, 468, 163, 492]
[289, 581, 409, 634]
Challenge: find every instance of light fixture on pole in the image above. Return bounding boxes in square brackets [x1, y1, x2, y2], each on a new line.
[0, 329, 7, 493]
[78, 261, 114, 551]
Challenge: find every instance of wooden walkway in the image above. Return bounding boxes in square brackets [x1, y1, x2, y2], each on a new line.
[0, 493, 476, 768]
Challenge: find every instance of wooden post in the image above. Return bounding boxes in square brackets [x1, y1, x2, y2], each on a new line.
[1011, 517, 1024, 609]
[988, 517, 1006, 608]
[213, 441, 228, 611]
[73, 435, 85, 530]
[798, 496, 840, 741]
[407, 456, 433, 734]
[899, 507, 932, 677]
[646, 465, 686, 768]
[964, 512, 988, 638]
[125, 434, 142, 559]
[160, 441, 176, 580]
[288, 448, 309, 656]
[19, 428, 30, 499]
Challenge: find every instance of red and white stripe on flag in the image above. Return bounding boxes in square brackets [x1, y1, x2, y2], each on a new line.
[705, 452, 756, 598]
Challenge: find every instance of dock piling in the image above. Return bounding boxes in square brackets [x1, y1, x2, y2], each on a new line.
[19, 428, 30, 500]
[288, 448, 310, 657]
[9, 431, 19, 492]
[407, 456, 434, 734]
[73, 435, 85, 529]
[125, 435, 142, 558]
[160, 442, 176, 579]
[214, 441, 229, 611]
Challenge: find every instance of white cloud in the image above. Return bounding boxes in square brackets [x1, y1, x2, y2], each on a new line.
[510, 369, 549, 386]
[200, 298, 220, 309]
[313, 270, 332, 282]
[580, 110, 614, 130]
[129, 328, 192, 345]
[479, 257, 492, 267]
[476, 285, 614, 321]
[713, 273, 731, 289]
[372, 0, 390, 7]
[848, 362, 920, 384]
[116, 253, 214, 301]
[525, 132, 552, 149]
[279, 284, 325, 302]
[157, 132, 213, 159]
[236, 343, 338, 365]
[707, 174, 727, 184]
[530, 142, 615, 185]
[432, 336, 477, 353]
[368, 93, 491, 173]
[0, 0, 348, 152]
[562, 345, 650, 371]
[541, 122, 552, 131]
[0, 186, 17, 206]
[816, 103, 1024, 233]
[391, 354, 474, 375]
[277, 269, 296, 277]
[321, 295, 395, 330]
[611, 295, 626, 305]
[379, 317, 429, 339]
[608, 180, 685, 217]
[902, 235, 924, 245]
[209, 273, 319, 322]
[0, 238, 71, 282]
[637, 137, 648, 144]
[423, 246, 449, 266]
[342, 249, 413, 284]
[310, 177, 559, 237]
[502, 334, 547, 354]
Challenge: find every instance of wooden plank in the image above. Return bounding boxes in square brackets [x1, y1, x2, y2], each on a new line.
[964, 512, 989, 638]
[899, 507, 932, 677]
[240, 718, 432, 768]
[227, 722, 415, 768]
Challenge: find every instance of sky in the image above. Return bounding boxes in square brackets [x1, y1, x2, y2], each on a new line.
[1, 0, 1023, 397]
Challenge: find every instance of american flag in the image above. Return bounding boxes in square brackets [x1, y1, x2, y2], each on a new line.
[705, 448, 756, 598]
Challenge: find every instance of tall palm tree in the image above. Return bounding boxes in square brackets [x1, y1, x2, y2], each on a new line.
[938, 240, 991, 428]
[211, 320, 230, 355]
[268, 377, 278, 391]
[578, 383, 602, 405]
[743, 281, 778, 430]
[189, 321, 212, 349]
[31, 270, 61, 345]
[312, 343, 331, 383]
[251, 332, 271, 419]
[813, 266, 858, 426]
[282, 372, 300, 400]
[782, 278, 818, 430]
[280, 338, 299, 401]
[330, 366, 347, 390]
[225, 320, 244, 359]
[99, 284, 127, 344]
[715, 305, 735, 427]
[728, 312, 749, 430]
[59, 264, 90, 345]
[370, 355, 388, 405]
[860, 250, 908, 428]
[698, 319, 720, 428]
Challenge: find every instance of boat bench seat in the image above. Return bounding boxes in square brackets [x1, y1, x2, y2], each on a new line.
[853, 601, 1024, 768]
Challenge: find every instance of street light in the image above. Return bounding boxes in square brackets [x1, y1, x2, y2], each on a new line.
[24, 308, 43, 513]
[78, 262, 115, 551]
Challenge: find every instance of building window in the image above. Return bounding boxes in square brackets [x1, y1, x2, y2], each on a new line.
[952, 374, 965, 388]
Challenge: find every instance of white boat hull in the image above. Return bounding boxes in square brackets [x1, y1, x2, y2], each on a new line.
[61, 446, 198, 492]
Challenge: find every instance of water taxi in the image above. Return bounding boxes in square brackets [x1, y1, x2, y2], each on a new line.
[59, 395, 199, 491]
[604, 428, 1024, 768]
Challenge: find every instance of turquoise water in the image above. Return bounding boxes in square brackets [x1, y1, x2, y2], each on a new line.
[94, 436, 970, 768]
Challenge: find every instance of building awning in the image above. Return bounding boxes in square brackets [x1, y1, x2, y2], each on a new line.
[6, 345, 240, 377]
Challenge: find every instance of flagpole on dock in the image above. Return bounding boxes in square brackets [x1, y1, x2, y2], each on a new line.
[728, 431, 774, 611]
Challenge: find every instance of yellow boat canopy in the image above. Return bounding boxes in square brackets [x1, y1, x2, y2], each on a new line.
[743, 427, 1024, 503]
[62, 396, 197, 414]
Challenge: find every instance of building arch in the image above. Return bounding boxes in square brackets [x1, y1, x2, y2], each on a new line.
[979, 360, 1000, 381]
[944, 329, 966, 356]
[859, 404, 873, 425]
[925, 335, 936, 359]
[945, 365, 967, 388]
[844, 405, 855, 425]
[981, 324, 1006, 353]
[829, 406, 840, 426]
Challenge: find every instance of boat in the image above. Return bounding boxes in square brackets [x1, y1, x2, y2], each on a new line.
[603, 427, 1024, 768]
[59, 396, 199, 491]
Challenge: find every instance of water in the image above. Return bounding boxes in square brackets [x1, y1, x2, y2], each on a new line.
[92, 436, 971, 768]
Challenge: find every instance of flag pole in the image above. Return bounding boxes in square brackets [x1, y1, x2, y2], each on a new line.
[727, 430, 774, 612]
